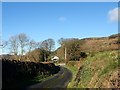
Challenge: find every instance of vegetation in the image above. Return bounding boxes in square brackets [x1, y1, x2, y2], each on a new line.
[3, 33, 55, 62]
[26, 48, 50, 62]
[68, 50, 118, 88]
[2, 59, 60, 89]
[65, 61, 78, 88]
[2, 33, 119, 88]
[57, 38, 86, 62]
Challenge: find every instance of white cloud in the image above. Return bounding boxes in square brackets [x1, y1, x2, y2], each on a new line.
[108, 7, 119, 23]
[58, 17, 67, 22]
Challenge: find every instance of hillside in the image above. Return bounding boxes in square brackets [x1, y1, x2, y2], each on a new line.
[56, 33, 119, 61]
[80, 34, 119, 52]
[59, 33, 119, 88]
[68, 50, 119, 88]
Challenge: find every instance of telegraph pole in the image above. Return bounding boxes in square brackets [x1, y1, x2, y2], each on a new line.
[65, 47, 67, 60]
[65, 47, 67, 65]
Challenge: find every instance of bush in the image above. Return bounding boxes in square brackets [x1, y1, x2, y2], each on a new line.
[80, 52, 87, 58]
[2, 59, 60, 89]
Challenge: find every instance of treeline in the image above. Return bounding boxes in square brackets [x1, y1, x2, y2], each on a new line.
[2, 33, 55, 62]
[4, 32, 117, 63]
[3, 33, 88, 62]
[3, 33, 55, 55]
[2, 59, 60, 89]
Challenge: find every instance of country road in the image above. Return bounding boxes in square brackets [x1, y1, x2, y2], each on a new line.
[27, 66, 72, 89]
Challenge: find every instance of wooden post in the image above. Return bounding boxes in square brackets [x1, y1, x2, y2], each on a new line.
[65, 47, 67, 60]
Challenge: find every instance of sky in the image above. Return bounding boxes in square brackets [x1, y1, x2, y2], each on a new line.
[2, 2, 118, 51]
[2, 0, 119, 2]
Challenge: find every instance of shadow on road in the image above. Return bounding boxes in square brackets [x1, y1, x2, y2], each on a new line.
[27, 66, 72, 90]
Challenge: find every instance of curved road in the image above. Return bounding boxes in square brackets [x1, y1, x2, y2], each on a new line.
[27, 66, 72, 89]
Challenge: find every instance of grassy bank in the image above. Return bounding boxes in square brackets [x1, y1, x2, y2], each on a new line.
[66, 50, 118, 88]
[64, 62, 78, 88]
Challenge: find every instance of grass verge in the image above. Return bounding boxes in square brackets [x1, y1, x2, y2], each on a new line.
[63, 62, 78, 88]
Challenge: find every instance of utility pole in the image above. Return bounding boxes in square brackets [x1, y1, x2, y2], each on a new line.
[65, 47, 67, 60]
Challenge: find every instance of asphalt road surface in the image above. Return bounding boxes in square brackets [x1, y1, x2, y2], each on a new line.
[27, 66, 72, 89]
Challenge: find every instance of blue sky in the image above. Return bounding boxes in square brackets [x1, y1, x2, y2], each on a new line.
[2, 2, 118, 49]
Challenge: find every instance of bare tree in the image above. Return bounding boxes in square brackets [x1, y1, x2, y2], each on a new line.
[40, 38, 55, 61]
[2, 40, 8, 54]
[36, 42, 42, 49]
[18, 33, 29, 55]
[47, 39, 55, 52]
[2, 41, 8, 49]
[26, 39, 38, 61]
[41, 40, 49, 51]
[9, 35, 19, 55]
[41, 38, 55, 52]
[58, 38, 65, 46]
[27, 39, 37, 52]
[40, 40, 48, 61]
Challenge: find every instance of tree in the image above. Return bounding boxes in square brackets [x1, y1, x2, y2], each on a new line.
[26, 40, 40, 61]
[58, 38, 65, 46]
[41, 38, 55, 52]
[27, 39, 37, 52]
[18, 33, 29, 55]
[58, 38, 78, 46]
[26, 48, 49, 62]
[47, 39, 55, 52]
[2, 40, 8, 54]
[40, 38, 55, 61]
[66, 40, 81, 61]
[2, 41, 8, 48]
[9, 35, 19, 55]
[57, 38, 86, 62]
[58, 38, 81, 61]
[40, 40, 49, 51]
